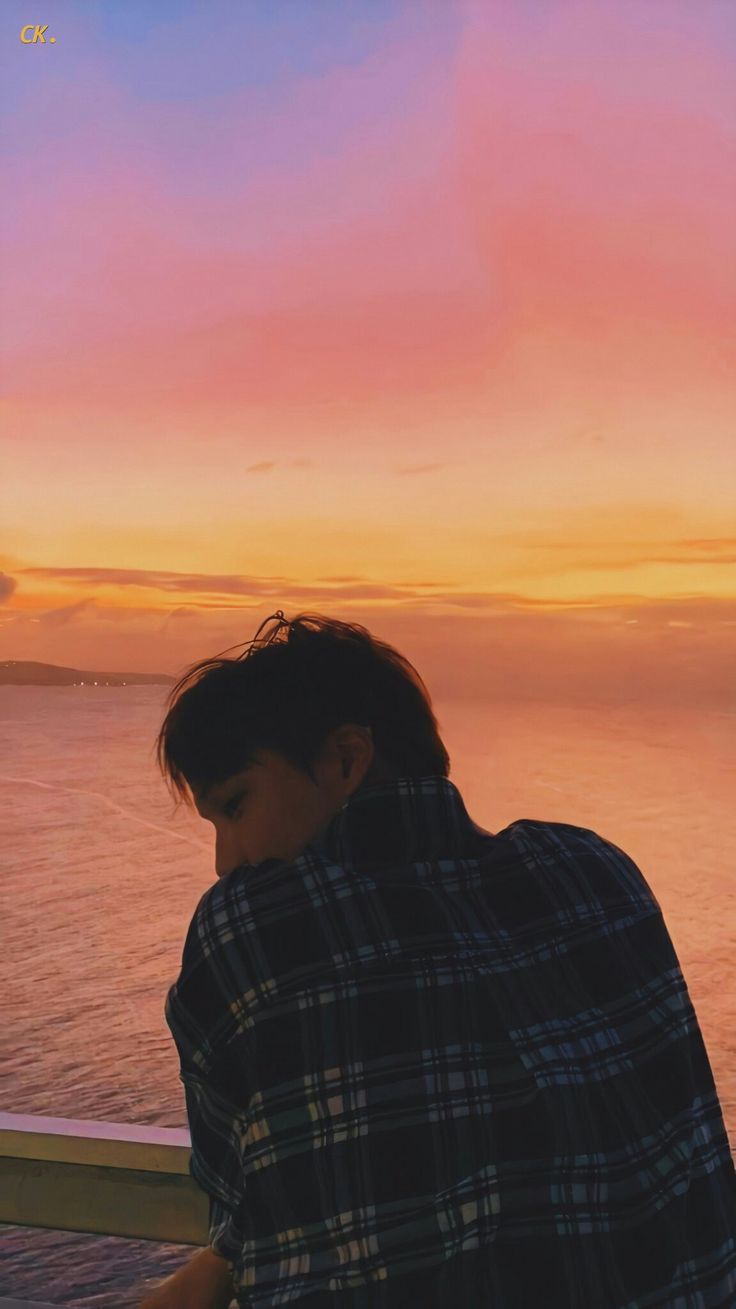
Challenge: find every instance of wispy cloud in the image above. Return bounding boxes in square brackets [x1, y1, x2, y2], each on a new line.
[243, 459, 315, 472]
[0, 574, 17, 602]
[396, 463, 449, 475]
[37, 599, 96, 628]
[16, 531, 736, 601]
[6, 559, 734, 630]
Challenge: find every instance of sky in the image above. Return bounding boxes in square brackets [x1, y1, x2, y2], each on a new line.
[1, 0, 734, 707]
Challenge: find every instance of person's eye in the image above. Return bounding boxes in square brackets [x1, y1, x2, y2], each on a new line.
[223, 794, 244, 818]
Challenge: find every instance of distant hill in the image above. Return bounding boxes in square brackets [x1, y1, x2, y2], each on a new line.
[0, 660, 176, 687]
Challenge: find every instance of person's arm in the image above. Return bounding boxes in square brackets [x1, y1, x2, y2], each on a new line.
[143, 891, 255, 1308]
[138, 1243, 234, 1309]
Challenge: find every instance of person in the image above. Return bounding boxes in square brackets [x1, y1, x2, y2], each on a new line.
[140, 609, 736, 1308]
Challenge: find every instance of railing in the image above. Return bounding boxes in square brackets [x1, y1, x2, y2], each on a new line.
[0, 1110, 209, 1307]
[0, 1110, 209, 1242]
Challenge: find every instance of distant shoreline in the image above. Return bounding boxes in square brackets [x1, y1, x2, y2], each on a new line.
[0, 660, 175, 687]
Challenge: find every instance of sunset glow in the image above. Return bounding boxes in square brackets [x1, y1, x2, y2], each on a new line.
[2, 0, 734, 705]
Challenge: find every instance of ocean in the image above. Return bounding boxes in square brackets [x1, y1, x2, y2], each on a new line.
[1, 686, 734, 1305]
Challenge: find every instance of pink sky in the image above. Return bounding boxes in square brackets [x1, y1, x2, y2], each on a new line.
[1, 0, 734, 707]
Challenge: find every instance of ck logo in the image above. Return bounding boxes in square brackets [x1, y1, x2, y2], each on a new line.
[20, 24, 56, 43]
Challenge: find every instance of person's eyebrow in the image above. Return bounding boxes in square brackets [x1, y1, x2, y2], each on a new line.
[193, 784, 224, 818]
[193, 774, 251, 818]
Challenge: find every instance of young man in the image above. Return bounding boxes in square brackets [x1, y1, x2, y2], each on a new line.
[141, 611, 736, 1307]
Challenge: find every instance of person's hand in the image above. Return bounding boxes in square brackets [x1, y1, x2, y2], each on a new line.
[137, 1244, 235, 1309]
[138, 1280, 180, 1309]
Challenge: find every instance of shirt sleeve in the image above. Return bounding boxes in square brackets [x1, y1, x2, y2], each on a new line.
[164, 893, 253, 1263]
[178, 1062, 246, 1261]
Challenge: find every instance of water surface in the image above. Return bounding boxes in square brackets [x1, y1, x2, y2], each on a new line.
[1, 687, 733, 1304]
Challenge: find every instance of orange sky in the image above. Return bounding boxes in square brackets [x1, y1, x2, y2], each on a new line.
[1, 0, 734, 707]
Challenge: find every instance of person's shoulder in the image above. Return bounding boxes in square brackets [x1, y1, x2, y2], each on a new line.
[167, 859, 297, 1059]
[177, 849, 330, 993]
[174, 855, 289, 974]
[192, 854, 293, 920]
[495, 814, 632, 859]
[494, 818, 660, 911]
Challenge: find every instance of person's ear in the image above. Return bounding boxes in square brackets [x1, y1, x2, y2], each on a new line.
[333, 724, 371, 770]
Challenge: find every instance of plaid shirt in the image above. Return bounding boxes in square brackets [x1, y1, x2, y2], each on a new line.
[165, 775, 736, 1307]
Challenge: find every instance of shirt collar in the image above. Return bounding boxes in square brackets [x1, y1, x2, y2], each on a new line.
[306, 774, 490, 867]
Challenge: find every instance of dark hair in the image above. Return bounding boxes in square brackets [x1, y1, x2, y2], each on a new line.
[154, 609, 450, 812]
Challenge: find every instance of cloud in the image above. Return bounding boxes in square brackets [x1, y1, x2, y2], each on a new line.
[164, 606, 200, 620]
[396, 463, 449, 475]
[17, 531, 736, 608]
[37, 599, 96, 627]
[0, 573, 18, 602]
[4, 579, 733, 710]
[19, 564, 439, 602]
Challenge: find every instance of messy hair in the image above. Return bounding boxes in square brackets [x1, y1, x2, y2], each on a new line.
[154, 609, 450, 812]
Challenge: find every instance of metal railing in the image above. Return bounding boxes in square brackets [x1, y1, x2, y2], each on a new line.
[0, 1110, 209, 1245]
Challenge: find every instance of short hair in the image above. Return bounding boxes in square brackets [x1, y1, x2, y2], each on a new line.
[154, 609, 450, 812]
